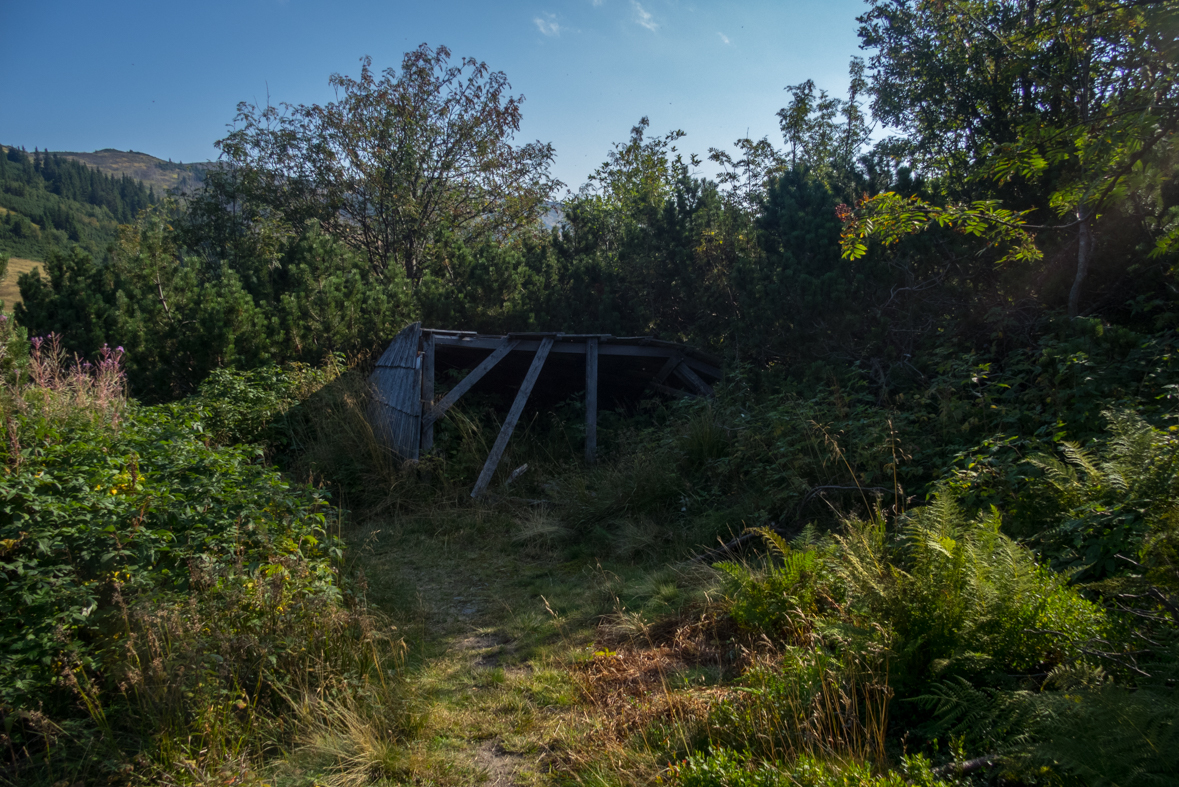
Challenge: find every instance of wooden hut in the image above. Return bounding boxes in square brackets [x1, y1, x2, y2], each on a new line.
[369, 323, 723, 497]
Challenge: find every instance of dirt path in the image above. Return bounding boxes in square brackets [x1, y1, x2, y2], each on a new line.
[352, 515, 596, 786]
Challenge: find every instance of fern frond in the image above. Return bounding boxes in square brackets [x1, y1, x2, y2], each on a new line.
[1027, 451, 1081, 492]
[915, 677, 1039, 750]
[1058, 440, 1101, 485]
[1044, 662, 1108, 690]
[790, 522, 822, 550]
[753, 527, 792, 561]
[1029, 683, 1179, 787]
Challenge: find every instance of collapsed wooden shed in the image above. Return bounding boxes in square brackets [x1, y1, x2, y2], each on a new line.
[368, 323, 723, 497]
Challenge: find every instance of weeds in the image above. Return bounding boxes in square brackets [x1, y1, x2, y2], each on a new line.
[0, 328, 408, 785]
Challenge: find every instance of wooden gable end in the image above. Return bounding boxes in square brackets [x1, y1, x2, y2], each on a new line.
[368, 321, 422, 461]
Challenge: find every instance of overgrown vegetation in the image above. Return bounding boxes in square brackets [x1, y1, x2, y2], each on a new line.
[3, 0, 1178, 783]
[0, 146, 157, 262]
[0, 323, 409, 784]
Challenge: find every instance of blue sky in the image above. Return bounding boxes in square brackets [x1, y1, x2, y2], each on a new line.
[3, 0, 870, 190]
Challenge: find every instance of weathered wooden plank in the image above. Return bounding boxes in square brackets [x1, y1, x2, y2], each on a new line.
[674, 362, 714, 397]
[471, 337, 555, 497]
[431, 335, 557, 352]
[431, 335, 708, 363]
[421, 338, 519, 429]
[679, 357, 723, 380]
[585, 337, 598, 463]
[420, 332, 435, 452]
[369, 322, 422, 460]
[429, 341, 722, 388]
[371, 365, 423, 415]
[375, 321, 422, 369]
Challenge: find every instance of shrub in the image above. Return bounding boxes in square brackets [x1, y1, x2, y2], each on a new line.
[716, 529, 838, 639]
[0, 327, 406, 783]
[670, 748, 954, 787]
[1020, 408, 1179, 580]
[192, 357, 344, 448]
[835, 495, 1108, 693]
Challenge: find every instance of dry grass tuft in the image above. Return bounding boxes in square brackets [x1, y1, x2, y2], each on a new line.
[570, 603, 745, 752]
[511, 506, 572, 559]
[291, 690, 414, 787]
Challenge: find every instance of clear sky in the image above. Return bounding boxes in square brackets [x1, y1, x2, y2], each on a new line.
[2, 0, 871, 191]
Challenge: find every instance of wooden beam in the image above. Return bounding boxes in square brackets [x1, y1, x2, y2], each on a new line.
[369, 322, 423, 461]
[674, 362, 714, 397]
[652, 353, 683, 385]
[471, 337, 555, 498]
[422, 338, 519, 429]
[585, 337, 598, 463]
[680, 356, 723, 381]
[430, 335, 722, 377]
[420, 332, 435, 452]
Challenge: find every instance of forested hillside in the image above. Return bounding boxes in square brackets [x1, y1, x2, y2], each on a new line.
[57, 148, 210, 195]
[0, 145, 157, 261]
[3, 3, 1178, 786]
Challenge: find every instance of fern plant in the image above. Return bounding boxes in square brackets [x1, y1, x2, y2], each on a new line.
[716, 527, 838, 640]
[836, 492, 1107, 694]
[919, 665, 1179, 787]
[1023, 409, 1179, 579]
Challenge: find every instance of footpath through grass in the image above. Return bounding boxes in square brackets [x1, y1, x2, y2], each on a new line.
[341, 501, 721, 787]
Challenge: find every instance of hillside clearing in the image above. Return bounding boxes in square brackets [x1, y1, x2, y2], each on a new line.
[1, 257, 41, 308]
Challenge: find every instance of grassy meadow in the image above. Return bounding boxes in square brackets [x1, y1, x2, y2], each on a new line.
[0, 257, 40, 307]
[57, 148, 209, 195]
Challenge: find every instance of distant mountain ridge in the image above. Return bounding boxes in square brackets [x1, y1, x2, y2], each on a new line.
[54, 148, 215, 195]
[0, 145, 161, 266]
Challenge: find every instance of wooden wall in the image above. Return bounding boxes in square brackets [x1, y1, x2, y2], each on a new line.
[368, 322, 422, 461]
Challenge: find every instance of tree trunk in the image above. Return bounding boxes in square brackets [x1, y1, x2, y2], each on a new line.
[1068, 207, 1093, 318]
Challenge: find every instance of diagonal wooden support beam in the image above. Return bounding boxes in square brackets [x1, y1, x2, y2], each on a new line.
[674, 362, 714, 397]
[421, 338, 519, 429]
[471, 337, 555, 498]
[651, 382, 693, 399]
[651, 352, 684, 386]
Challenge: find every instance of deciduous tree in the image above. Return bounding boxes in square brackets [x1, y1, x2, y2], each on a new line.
[204, 44, 561, 283]
[853, 0, 1179, 316]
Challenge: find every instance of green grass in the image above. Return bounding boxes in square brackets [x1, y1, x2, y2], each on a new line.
[0, 256, 40, 306]
[269, 499, 715, 787]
